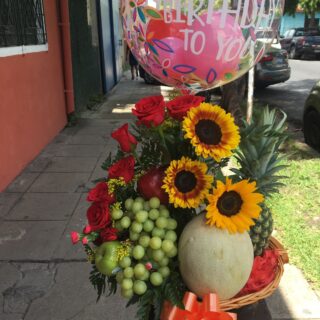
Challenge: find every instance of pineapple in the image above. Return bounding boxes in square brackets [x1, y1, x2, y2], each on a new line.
[249, 204, 274, 256]
[233, 106, 287, 256]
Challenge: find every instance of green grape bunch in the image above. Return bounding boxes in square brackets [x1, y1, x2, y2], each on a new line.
[111, 196, 178, 299]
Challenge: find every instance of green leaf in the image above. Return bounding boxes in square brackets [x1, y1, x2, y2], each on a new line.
[137, 7, 146, 23]
[147, 42, 158, 56]
[89, 265, 107, 302]
[265, 165, 289, 176]
[153, 54, 161, 65]
[101, 149, 126, 173]
[101, 152, 113, 170]
[126, 294, 139, 308]
[136, 290, 154, 320]
[144, 7, 163, 19]
[153, 288, 164, 320]
[107, 276, 117, 296]
[163, 272, 186, 310]
[129, 1, 135, 7]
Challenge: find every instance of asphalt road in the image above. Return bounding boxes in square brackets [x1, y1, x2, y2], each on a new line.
[255, 59, 320, 127]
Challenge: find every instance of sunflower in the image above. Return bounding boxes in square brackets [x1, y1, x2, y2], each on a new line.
[162, 157, 213, 209]
[183, 103, 240, 162]
[206, 178, 264, 234]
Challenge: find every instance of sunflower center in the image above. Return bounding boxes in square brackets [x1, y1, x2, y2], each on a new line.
[174, 170, 197, 193]
[217, 191, 243, 217]
[195, 119, 222, 145]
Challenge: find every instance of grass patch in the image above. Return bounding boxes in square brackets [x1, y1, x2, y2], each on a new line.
[267, 138, 320, 290]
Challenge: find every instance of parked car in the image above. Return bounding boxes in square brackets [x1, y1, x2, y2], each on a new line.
[255, 49, 291, 88]
[303, 80, 320, 152]
[280, 28, 320, 59]
[255, 32, 291, 88]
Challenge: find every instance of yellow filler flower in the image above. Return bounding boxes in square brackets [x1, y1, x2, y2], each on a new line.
[183, 103, 240, 162]
[162, 157, 213, 209]
[206, 178, 264, 234]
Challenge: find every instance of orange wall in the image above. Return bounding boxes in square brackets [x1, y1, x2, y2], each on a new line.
[0, 0, 67, 191]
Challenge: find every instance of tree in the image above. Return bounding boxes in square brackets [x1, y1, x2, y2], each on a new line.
[284, 0, 300, 15]
[299, 0, 320, 28]
[221, 75, 246, 123]
[284, 0, 320, 29]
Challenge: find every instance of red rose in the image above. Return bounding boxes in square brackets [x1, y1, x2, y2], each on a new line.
[87, 182, 115, 203]
[111, 123, 137, 153]
[100, 227, 118, 242]
[108, 156, 135, 183]
[87, 202, 111, 231]
[132, 95, 165, 127]
[166, 95, 205, 120]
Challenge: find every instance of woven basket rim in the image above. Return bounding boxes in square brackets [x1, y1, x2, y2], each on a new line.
[219, 236, 288, 311]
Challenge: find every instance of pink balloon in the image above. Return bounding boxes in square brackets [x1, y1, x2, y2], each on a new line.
[191, 13, 245, 82]
[141, 37, 186, 87]
[121, 0, 285, 93]
[142, 13, 244, 90]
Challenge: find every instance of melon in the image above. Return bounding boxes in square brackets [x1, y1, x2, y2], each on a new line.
[178, 213, 254, 300]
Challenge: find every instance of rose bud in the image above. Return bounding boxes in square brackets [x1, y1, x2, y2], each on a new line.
[71, 231, 80, 244]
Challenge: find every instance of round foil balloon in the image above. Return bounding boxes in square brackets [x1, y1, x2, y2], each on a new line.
[121, 0, 285, 93]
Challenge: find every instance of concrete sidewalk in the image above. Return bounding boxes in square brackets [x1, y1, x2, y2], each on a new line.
[0, 73, 319, 320]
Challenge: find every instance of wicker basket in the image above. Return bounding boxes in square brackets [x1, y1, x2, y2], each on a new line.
[219, 236, 289, 311]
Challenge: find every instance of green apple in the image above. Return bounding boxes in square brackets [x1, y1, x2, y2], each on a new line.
[95, 241, 122, 276]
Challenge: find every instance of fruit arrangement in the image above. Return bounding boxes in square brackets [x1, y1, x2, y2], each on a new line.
[71, 95, 287, 320]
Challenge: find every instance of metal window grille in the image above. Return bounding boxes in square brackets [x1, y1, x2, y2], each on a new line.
[0, 0, 47, 48]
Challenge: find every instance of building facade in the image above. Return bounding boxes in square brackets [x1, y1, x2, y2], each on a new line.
[0, 0, 124, 191]
[0, 0, 69, 191]
[68, 0, 124, 111]
[280, 11, 320, 35]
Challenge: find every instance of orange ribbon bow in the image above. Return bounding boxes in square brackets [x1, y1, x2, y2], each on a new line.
[160, 292, 237, 320]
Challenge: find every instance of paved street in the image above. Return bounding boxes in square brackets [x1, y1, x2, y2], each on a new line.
[255, 59, 320, 127]
[0, 72, 320, 320]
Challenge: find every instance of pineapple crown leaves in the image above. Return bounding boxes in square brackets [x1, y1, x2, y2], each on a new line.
[233, 106, 289, 198]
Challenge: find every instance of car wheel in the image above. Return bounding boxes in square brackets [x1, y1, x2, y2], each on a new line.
[289, 46, 299, 59]
[303, 109, 320, 152]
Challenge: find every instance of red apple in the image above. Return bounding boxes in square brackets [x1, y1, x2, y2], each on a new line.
[137, 167, 169, 204]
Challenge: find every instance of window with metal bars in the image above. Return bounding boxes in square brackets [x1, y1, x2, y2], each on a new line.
[0, 0, 47, 48]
